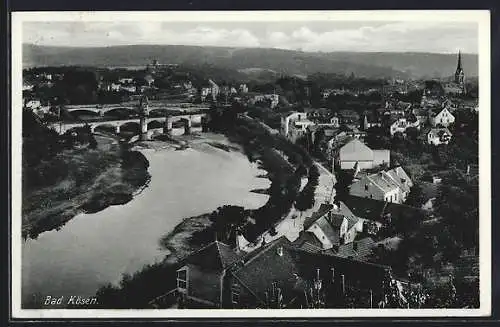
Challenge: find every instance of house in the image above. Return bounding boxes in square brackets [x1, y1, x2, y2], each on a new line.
[338, 110, 361, 127]
[443, 82, 464, 95]
[171, 235, 401, 309]
[335, 139, 390, 171]
[176, 240, 244, 308]
[427, 127, 452, 145]
[349, 166, 413, 204]
[302, 202, 363, 250]
[336, 237, 376, 262]
[389, 114, 420, 136]
[429, 107, 455, 127]
[24, 99, 41, 110]
[23, 82, 34, 91]
[412, 108, 428, 126]
[280, 112, 315, 141]
[363, 113, 382, 130]
[239, 84, 249, 93]
[342, 195, 429, 227]
[253, 94, 279, 108]
[118, 77, 134, 84]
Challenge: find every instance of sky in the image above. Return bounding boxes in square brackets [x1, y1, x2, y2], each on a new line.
[22, 20, 479, 54]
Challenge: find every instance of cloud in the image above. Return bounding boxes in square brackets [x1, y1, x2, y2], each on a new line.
[23, 21, 478, 53]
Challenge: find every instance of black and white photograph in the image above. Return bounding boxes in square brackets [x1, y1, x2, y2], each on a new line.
[11, 10, 491, 318]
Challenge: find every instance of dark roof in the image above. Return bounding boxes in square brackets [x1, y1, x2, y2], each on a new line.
[231, 237, 301, 304]
[328, 213, 344, 227]
[342, 195, 429, 223]
[303, 203, 334, 230]
[337, 237, 376, 261]
[292, 231, 324, 252]
[287, 248, 391, 292]
[231, 237, 391, 304]
[314, 216, 341, 246]
[184, 241, 243, 271]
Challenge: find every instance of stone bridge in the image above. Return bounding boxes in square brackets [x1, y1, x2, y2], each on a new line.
[48, 113, 208, 139]
[64, 103, 209, 116]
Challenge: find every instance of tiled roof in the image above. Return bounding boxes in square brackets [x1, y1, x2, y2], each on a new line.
[303, 203, 334, 230]
[342, 195, 428, 223]
[231, 237, 302, 305]
[329, 213, 346, 227]
[184, 241, 243, 271]
[314, 216, 341, 246]
[365, 172, 398, 193]
[384, 166, 413, 194]
[337, 237, 376, 261]
[292, 231, 324, 252]
[231, 237, 391, 304]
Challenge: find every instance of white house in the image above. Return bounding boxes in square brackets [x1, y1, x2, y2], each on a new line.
[429, 107, 455, 127]
[427, 127, 452, 145]
[280, 112, 309, 138]
[23, 83, 34, 91]
[349, 167, 413, 204]
[25, 99, 41, 110]
[118, 78, 134, 84]
[336, 139, 390, 170]
[303, 202, 363, 250]
[389, 115, 420, 136]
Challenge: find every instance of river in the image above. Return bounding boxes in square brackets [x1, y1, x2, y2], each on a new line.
[21, 136, 270, 308]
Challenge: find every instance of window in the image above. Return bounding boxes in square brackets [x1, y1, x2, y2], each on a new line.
[177, 269, 187, 290]
[231, 283, 241, 304]
[364, 184, 369, 191]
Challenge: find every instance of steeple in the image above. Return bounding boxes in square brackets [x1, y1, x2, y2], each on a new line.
[456, 50, 462, 71]
[454, 50, 465, 93]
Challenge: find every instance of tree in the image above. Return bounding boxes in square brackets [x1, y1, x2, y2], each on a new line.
[405, 184, 425, 208]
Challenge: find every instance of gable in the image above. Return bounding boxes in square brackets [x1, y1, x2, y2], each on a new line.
[339, 139, 373, 162]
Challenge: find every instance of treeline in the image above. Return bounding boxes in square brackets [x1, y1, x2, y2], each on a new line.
[208, 103, 314, 241]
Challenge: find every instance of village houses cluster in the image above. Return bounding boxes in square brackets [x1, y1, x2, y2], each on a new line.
[152, 51, 479, 309]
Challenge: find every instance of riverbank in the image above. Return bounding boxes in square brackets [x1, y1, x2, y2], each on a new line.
[93, 115, 315, 308]
[22, 140, 151, 239]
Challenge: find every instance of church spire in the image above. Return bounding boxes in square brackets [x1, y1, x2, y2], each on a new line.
[456, 50, 462, 71]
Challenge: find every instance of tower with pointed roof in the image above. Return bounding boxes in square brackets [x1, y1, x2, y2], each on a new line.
[454, 50, 466, 94]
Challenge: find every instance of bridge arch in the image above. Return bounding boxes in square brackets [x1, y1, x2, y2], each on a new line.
[93, 123, 119, 134]
[147, 120, 164, 130]
[103, 107, 138, 119]
[69, 109, 101, 118]
[118, 121, 141, 136]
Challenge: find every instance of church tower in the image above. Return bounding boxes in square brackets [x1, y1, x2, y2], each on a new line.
[454, 50, 466, 94]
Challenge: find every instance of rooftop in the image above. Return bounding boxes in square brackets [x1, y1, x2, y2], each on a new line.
[184, 240, 243, 271]
[342, 195, 428, 223]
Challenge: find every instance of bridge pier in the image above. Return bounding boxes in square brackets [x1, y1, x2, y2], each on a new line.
[140, 117, 149, 141]
[184, 119, 192, 135]
[115, 125, 121, 134]
[164, 119, 173, 135]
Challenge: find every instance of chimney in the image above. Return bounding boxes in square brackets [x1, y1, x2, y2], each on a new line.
[330, 267, 335, 283]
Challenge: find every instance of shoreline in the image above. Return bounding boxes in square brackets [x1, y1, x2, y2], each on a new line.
[22, 142, 151, 240]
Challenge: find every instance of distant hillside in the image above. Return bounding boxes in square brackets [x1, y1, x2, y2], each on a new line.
[23, 44, 478, 79]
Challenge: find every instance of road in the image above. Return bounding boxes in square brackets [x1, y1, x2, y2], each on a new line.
[242, 161, 336, 252]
